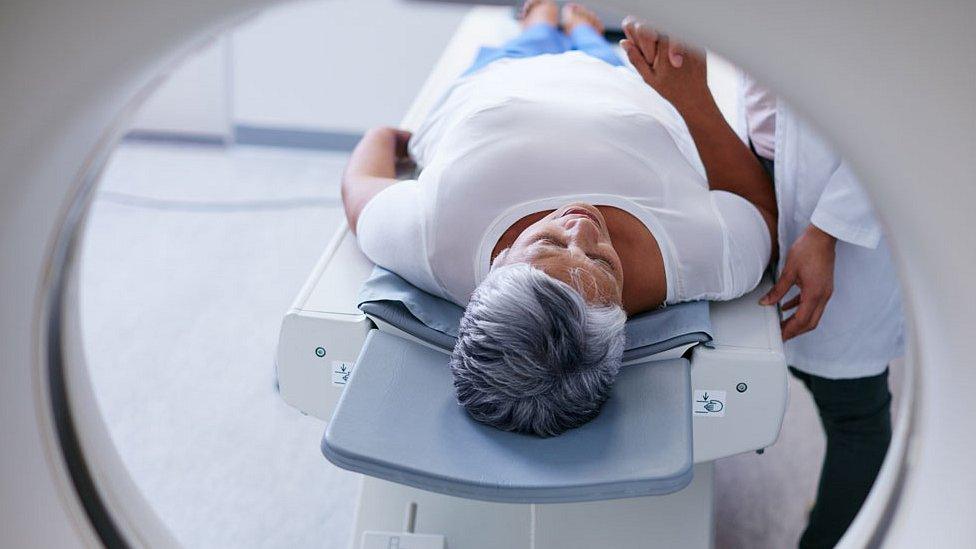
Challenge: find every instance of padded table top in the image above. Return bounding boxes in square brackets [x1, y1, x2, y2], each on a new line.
[358, 267, 712, 362]
[323, 330, 694, 503]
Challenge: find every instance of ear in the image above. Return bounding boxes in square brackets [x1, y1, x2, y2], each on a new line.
[490, 248, 510, 270]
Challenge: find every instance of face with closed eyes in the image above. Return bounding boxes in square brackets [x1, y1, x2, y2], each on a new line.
[495, 202, 624, 305]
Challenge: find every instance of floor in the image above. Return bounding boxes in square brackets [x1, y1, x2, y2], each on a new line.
[80, 141, 903, 548]
[80, 143, 359, 548]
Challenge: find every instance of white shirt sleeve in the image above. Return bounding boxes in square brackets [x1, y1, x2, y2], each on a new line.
[355, 180, 442, 297]
[710, 190, 772, 299]
[810, 161, 883, 249]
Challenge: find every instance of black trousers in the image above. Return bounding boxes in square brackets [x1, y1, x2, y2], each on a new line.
[789, 366, 892, 549]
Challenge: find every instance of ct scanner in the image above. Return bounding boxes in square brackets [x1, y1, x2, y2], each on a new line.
[1, 0, 974, 547]
[273, 12, 788, 545]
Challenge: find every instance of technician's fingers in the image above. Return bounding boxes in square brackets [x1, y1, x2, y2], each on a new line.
[792, 298, 816, 326]
[621, 39, 655, 84]
[780, 306, 810, 340]
[808, 300, 829, 333]
[781, 295, 828, 340]
[760, 269, 796, 305]
[780, 316, 802, 341]
[781, 295, 801, 311]
[782, 311, 819, 340]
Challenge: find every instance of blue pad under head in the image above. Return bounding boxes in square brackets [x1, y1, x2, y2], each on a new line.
[323, 330, 694, 503]
[358, 267, 712, 361]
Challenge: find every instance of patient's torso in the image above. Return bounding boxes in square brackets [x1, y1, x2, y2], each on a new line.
[355, 52, 770, 306]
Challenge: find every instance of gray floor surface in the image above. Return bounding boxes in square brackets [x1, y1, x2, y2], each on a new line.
[80, 142, 902, 548]
[80, 143, 358, 548]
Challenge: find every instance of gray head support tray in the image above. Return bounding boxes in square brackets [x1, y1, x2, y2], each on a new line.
[322, 267, 713, 503]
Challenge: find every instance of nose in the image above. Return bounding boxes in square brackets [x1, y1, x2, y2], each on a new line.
[564, 217, 602, 248]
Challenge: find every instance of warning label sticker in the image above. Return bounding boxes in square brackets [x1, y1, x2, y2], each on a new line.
[331, 361, 355, 386]
[693, 390, 726, 417]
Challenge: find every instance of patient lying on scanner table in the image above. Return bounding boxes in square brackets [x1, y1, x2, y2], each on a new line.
[340, 1, 777, 437]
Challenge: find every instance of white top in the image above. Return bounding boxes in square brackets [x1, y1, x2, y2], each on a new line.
[770, 102, 904, 378]
[742, 74, 776, 160]
[357, 52, 771, 307]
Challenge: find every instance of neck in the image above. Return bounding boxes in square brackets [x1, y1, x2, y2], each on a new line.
[492, 206, 667, 315]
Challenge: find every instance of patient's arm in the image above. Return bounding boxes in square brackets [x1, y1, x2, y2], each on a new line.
[621, 22, 778, 245]
[341, 127, 412, 234]
[678, 83, 778, 242]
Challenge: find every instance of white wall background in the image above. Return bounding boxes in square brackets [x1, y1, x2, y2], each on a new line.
[130, 37, 233, 140]
[131, 0, 469, 139]
[232, 0, 468, 133]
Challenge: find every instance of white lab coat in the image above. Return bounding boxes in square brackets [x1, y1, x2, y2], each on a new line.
[772, 106, 904, 379]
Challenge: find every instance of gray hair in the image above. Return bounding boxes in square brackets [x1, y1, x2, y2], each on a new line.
[450, 263, 627, 437]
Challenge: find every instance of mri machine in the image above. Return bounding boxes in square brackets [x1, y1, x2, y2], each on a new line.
[1, 0, 974, 547]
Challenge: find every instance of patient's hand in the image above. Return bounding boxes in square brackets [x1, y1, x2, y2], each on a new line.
[341, 127, 413, 234]
[377, 127, 412, 162]
[620, 17, 711, 114]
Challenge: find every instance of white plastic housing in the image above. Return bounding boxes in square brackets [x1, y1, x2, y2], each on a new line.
[276, 222, 375, 419]
[691, 279, 787, 462]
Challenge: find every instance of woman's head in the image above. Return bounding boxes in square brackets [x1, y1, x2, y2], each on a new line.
[450, 262, 627, 437]
[494, 202, 624, 306]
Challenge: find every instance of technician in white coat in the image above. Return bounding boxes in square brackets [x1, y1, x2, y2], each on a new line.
[622, 19, 904, 549]
[754, 99, 904, 549]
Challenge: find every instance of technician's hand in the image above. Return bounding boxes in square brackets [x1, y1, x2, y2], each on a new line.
[760, 224, 837, 341]
[619, 17, 710, 113]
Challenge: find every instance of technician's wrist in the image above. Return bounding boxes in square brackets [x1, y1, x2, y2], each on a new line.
[806, 223, 837, 246]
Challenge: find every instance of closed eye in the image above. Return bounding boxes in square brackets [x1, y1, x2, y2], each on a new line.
[537, 237, 566, 248]
[589, 256, 615, 272]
